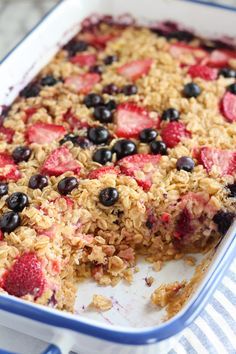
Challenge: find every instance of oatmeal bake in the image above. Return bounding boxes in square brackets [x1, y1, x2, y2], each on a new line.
[0, 15, 235, 313]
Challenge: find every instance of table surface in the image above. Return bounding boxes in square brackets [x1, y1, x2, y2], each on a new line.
[0, 1, 236, 353]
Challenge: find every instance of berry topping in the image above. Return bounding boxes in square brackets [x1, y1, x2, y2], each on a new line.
[150, 140, 168, 155]
[73, 137, 92, 149]
[102, 83, 119, 95]
[28, 174, 48, 190]
[64, 40, 88, 56]
[213, 210, 235, 235]
[99, 187, 119, 206]
[88, 166, 119, 179]
[175, 208, 193, 239]
[167, 30, 194, 42]
[227, 83, 236, 95]
[84, 93, 104, 108]
[57, 177, 78, 195]
[7, 192, 29, 212]
[63, 109, 89, 131]
[2, 252, 44, 298]
[0, 153, 20, 182]
[169, 43, 207, 63]
[161, 122, 191, 148]
[87, 126, 109, 144]
[40, 75, 58, 87]
[0, 211, 21, 233]
[112, 139, 137, 160]
[92, 148, 112, 165]
[183, 82, 201, 98]
[188, 65, 218, 81]
[106, 100, 117, 111]
[26, 123, 66, 144]
[161, 108, 180, 122]
[20, 83, 41, 98]
[0, 127, 15, 143]
[203, 49, 236, 68]
[117, 59, 153, 81]
[219, 68, 236, 78]
[70, 53, 97, 67]
[199, 147, 236, 176]
[65, 73, 100, 94]
[226, 183, 236, 198]
[94, 106, 113, 123]
[176, 156, 195, 172]
[0, 182, 8, 197]
[118, 153, 161, 191]
[12, 146, 31, 163]
[221, 92, 236, 122]
[104, 55, 118, 65]
[59, 133, 78, 145]
[122, 84, 138, 96]
[89, 65, 103, 74]
[115, 102, 155, 138]
[139, 128, 158, 143]
[41, 146, 81, 176]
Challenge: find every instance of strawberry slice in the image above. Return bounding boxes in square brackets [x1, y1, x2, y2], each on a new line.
[23, 107, 38, 123]
[117, 59, 153, 81]
[117, 154, 161, 191]
[41, 146, 81, 176]
[70, 53, 97, 66]
[221, 92, 236, 123]
[88, 166, 119, 179]
[65, 73, 100, 94]
[115, 102, 155, 138]
[26, 123, 66, 144]
[202, 49, 236, 68]
[0, 153, 20, 181]
[0, 127, 15, 143]
[81, 32, 117, 49]
[161, 122, 191, 148]
[63, 109, 89, 130]
[169, 43, 207, 63]
[199, 147, 236, 176]
[2, 252, 45, 299]
[188, 65, 218, 81]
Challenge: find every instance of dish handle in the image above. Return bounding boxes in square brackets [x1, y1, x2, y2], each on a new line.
[0, 343, 62, 354]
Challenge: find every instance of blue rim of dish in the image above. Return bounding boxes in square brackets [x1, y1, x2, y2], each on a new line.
[0, 0, 235, 346]
[183, 0, 236, 11]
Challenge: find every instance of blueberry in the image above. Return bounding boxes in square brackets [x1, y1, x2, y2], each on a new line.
[183, 83, 201, 98]
[99, 187, 119, 206]
[219, 68, 236, 79]
[213, 210, 235, 235]
[73, 136, 92, 149]
[112, 139, 137, 160]
[28, 174, 48, 190]
[161, 108, 179, 121]
[57, 177, 78, 195]
[150, 140, 167, 155]
[227, 83, 236, 95]
[167, 30, 194, 42]
[105, 100, 117, 111]
[93, 106, 113, 123]
[93, 148, 112, 165]
[102, 84, 119, 95]
[40, 75, 58, 87]
[87, 126, 109, 144]
[226, 183, 236, 198]
[0, 211, 21, 233]
[89, 65, 103, 74]
[104, 55, 118, 65]
[176, 156, 195, 172]
[59, 133, 77, 145]
[6, 192, 29, 212]
[64, 40, 88, 56]
[84, 93, 104, 108]
[20, 83, 41, 98]
[139, 128, 158, 143]
[12, 146, 31, 163]
[0, 182, 8, 197]
[122, 84, 138, 96]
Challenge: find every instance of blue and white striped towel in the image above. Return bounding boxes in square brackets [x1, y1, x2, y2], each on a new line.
[169, 258, 236, 354]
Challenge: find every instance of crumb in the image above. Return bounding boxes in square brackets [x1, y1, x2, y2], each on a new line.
[90, 295, 113, 312]
[145, 276, 154, 287]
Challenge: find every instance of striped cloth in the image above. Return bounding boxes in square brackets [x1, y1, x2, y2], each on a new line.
[169, 259, 236, 354]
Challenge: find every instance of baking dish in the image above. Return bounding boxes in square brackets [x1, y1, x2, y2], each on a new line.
[0, 0, 236, 353]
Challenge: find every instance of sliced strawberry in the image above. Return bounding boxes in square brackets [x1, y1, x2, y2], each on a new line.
[202, 49, 236, 68]
[169, 43, 207, 63]
[26, 122, 66, 144]
[117, 154, 161, 191]
[199, 147, 236, 176]
[41, 146, 81, 176]
[161, 122, 191, 148]
[81, 32, 117, 49]
[0, 230, 3, 241]
[175, 208, 193, 239]
[88, 166, 119, 179]
[115, 102, 155, 138]
[2, 252, 45, 299]
[0, 127, 15, 143]
[70, 53, 97, 66]
[0, 153, 20, 181]
[117, 59, 153, 81]
[65, 73, 100, 94]
[221, 92, 236, 123]
[24, 107, 38, 123]
[188, 65, 218, 81]
[63, 109, 89, 130]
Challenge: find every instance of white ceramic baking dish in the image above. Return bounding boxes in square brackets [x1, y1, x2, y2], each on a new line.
[0, 1, 236, 353]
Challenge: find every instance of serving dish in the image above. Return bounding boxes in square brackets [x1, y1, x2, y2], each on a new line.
[0, 0, 236, 353]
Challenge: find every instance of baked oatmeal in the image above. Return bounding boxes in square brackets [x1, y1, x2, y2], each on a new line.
[0, 15, 235, 314]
